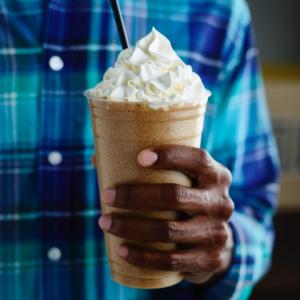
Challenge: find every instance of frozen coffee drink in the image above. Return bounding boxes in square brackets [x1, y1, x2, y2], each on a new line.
[85, 28, 210, 289]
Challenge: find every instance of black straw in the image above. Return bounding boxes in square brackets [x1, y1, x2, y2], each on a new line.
[109, 0, 130, 49]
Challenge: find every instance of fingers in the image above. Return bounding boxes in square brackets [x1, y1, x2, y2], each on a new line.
[183, 271, 214, 284]
[99, 214, 229, 246]
[101, 184, 234, 219]
[137, 145, 232, 187]
[117, 245, 223, 273]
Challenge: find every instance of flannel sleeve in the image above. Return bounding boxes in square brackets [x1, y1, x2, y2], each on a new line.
[202, 6, 280, 300]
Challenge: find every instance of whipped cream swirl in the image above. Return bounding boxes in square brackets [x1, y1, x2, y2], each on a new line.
[88, 28, 209, 108]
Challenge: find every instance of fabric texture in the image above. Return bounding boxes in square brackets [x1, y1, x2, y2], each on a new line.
[0, 0, 280, 299]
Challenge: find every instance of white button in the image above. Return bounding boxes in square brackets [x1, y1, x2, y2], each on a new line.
[48, 151, 63, 166]
[47, 247, 62, 262]
[49, 55, 64, 71]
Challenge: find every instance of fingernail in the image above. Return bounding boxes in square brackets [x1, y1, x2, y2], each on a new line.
[137, 150, 158, 166]
[118, 245, 129, 258]
[98, 215, 112, 231]
[102, 188, 116, 205]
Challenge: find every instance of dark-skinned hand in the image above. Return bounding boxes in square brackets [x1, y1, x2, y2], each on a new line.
[95, 145, 234, 284]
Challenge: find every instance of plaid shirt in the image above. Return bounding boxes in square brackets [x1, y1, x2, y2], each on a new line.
[0, 0, 280, 299]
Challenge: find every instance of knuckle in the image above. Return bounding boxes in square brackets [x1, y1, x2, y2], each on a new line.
[221, 167, 232, 185]
[171, 185, 189, 205]
[206, 163, 232, 186]
[207, 252, 222, 271]
[217, 192, 234, 219]
[212, 165, 222, 183]
[165, 221, 180, 241]
[167, 253, 181, 270]
[213, 222, 228, 246]
[200, 148, 209, 159]
[223, 197, 235, 218]
[199, 190, 211, 206]
[198, 149, 211, 165]
[213, 253, 223, 270]
[203, 162, 222, 185]
[192, 148, 212, 168]
[194, 253, 205, 270]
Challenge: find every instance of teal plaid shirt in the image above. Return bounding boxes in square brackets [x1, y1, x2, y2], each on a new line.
[0, 0, 280, 299]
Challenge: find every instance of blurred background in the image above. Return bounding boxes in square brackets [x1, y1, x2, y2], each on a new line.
[246, 0, 300, 299]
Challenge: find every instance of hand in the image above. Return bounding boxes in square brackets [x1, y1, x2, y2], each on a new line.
[97, 145, 234, 284]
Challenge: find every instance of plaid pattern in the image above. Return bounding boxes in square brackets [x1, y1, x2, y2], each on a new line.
[0, 0, 280, 299]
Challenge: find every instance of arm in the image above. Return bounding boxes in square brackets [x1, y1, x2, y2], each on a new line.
[97, 3, 279, 300]
[201, 10, 280, 300]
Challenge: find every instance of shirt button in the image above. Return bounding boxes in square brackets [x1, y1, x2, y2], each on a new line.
[47, 247, 62, 262]
[49, 55, 64, 71]
[48, 151, 63, 166]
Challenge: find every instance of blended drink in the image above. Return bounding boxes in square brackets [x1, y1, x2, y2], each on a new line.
[85, 28, 210, 289]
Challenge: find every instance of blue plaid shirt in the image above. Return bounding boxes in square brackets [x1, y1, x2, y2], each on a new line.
[0, 0, 280, 299]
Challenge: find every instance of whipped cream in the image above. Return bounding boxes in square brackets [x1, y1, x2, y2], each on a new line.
[87, 28, 209, 109]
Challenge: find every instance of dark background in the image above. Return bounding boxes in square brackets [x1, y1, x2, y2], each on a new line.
[247, 0, 300, 64]
[251, 214, 300, 300]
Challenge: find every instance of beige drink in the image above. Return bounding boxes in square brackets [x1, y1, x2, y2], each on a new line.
[85, 28, 210, 288]
[86, 98, 207, 288]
